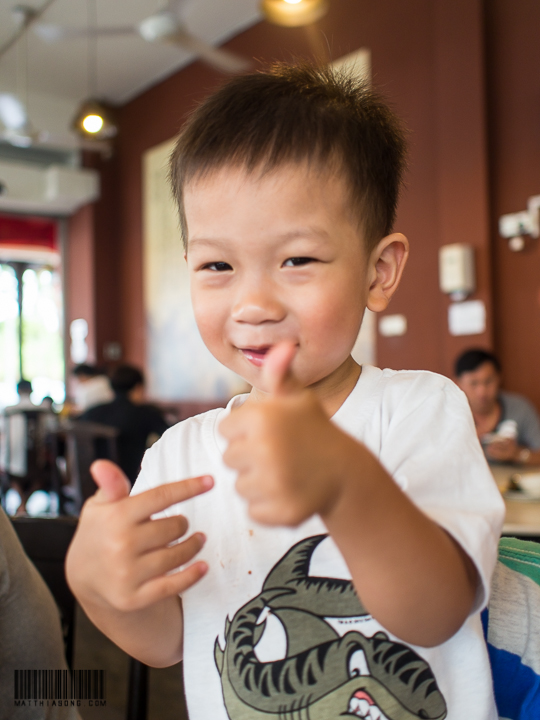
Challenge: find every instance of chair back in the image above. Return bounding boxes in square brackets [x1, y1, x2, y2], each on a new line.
[1, 408, 57, 494]
[62, 421, 119, 512]
[10, 515, 78, 668]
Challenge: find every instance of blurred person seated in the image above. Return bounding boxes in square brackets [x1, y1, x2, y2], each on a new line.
[0, 506, 80, 719]
[455, 348, 540, 465]
[71, 364, 114, 413]
[78, 365, 168, 484]
[40, 395, 55, 411]
[0, 380, 55, 515]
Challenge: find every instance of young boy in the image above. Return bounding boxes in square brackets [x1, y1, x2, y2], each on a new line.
[67, 64, 505, 720]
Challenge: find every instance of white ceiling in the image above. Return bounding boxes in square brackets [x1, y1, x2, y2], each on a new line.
[0, 0, 261, 139]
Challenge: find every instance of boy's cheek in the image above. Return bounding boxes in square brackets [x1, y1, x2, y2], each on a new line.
[191, 302, 226, 350]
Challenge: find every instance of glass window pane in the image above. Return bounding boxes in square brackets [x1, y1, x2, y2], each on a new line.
[21, 266, 65, 404]
[0, 264, 20, 408]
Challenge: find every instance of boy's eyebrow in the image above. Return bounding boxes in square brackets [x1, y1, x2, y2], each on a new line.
[188, 226, 332, 249]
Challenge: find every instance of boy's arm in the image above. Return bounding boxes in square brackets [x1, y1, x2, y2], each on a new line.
[65, 461, 212, 666]
[319, 432, 478, 647]
[78, 595, 185, 668]
[220, 344, 501, 648]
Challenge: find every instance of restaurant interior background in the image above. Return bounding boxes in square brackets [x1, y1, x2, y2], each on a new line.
[0, 0, 539, 411]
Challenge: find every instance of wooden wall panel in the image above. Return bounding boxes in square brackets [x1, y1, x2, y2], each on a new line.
[486, 0, 540, 409]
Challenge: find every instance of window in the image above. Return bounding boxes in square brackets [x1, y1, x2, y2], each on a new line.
[0, 216, 64, 408]
[0, 264, 20, 406]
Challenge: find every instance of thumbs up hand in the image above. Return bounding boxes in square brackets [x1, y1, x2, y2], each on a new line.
[219, 342, 351, 526]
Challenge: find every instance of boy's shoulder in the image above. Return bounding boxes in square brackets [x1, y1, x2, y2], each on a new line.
[156, 402, 232, 452]
[334, 365, 473, 450]
[361, 364, 466, 409]
[136, 394, 249, 487]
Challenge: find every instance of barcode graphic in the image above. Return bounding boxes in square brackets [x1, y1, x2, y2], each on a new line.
[14, 670, 106, 700]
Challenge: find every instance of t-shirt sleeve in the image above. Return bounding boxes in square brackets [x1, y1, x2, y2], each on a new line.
[130, 418, 211, 525]
[378, 374, 505, 613]
[131, 440, 163, 495]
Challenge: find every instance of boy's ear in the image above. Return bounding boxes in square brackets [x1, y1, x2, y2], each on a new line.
[366, 233, 409, 313]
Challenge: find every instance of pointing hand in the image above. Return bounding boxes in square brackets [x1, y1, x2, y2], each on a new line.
[66, 460, 214, 612]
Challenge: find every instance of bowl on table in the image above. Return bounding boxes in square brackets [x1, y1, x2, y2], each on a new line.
[516, 473, 540, 500]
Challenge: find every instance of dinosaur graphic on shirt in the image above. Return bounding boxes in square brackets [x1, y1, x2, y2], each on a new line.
[214, 534, 447, 720]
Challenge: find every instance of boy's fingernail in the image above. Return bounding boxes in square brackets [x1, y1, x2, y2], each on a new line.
[200, 475, 214, 489]
[196, 532, 206, 544]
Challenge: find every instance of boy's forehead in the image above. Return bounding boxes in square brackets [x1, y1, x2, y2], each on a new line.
[184, 161, 367, 256]
[185, 156, 348, 193]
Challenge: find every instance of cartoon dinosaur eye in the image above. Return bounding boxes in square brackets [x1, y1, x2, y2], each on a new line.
[253, 610, 287, 663]
[349, 649, 370, 677]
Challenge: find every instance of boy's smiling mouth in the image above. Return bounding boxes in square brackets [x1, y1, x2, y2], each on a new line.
[239, 346, 271, 366]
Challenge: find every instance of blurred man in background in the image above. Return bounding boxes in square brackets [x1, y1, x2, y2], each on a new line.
[455, 348, 540, 465]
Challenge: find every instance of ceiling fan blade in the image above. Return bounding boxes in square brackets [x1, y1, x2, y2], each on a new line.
[0, 129, 34, 148]
[0, 94, 28, 131]
[34, 130, 111, 154]
[34, 24, 136, 43]
[169, 29, 253, 74]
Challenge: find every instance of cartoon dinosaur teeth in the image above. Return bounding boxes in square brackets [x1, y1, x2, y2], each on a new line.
[349, 690, 390, 719]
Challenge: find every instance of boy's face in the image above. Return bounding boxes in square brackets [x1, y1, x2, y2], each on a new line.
[184, 163, 381, 399]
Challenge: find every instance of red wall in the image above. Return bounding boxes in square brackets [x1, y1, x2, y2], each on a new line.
[68, 0, 540, 406]
[486, 0, 540, 409]
[67, 204, 96, 363]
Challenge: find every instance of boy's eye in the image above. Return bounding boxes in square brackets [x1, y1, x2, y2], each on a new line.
[202, 261, 232, 271]
[283, 257, 315, 267]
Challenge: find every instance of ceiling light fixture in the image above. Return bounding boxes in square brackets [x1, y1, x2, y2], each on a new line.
[260, 0, 328, 27]
[72, 99, 116, 139]
[71, 0, 117, 141]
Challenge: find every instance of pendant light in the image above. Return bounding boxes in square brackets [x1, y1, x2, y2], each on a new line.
[72, 0, 117, 140]
[260, 0, 328, 27]
[72, 99, 117, 139]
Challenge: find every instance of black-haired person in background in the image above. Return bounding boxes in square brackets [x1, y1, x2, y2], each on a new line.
[71, 364, 114, 413]
[78, 365, 168, 484]
[455, 348, 540, 465]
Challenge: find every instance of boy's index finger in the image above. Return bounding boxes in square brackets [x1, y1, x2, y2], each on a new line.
[263, 341, 301, 396]
[129, 475, 214, 523]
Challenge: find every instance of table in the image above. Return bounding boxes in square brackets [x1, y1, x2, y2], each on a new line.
[490, 463, 540, 540]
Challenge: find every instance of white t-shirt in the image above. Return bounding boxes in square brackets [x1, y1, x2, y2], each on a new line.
[133, 366, 505, 720]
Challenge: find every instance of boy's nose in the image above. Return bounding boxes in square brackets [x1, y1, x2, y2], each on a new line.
[231, 285, 285, 324]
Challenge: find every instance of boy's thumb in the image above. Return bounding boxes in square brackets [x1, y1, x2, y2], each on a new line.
[90, 459, 132, 503]
[263, 341, 301, 396]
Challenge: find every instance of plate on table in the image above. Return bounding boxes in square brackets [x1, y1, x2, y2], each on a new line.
[504, 472, 540, 501]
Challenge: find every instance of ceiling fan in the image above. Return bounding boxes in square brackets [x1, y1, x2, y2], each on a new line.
[0, 91, 110, 153]
[34, 0, 253, 76]
[0, 5, 110, 153]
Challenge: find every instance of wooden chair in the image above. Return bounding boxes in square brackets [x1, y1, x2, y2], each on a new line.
[60, 420, 119, 514]
[1, 408, 58, 512]
[58, 422, 150, 720]
[10, 514, 151, 719]
[10, 515, 78, 668]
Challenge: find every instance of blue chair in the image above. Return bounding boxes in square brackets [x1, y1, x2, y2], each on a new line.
[482, 537, 540, 719]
